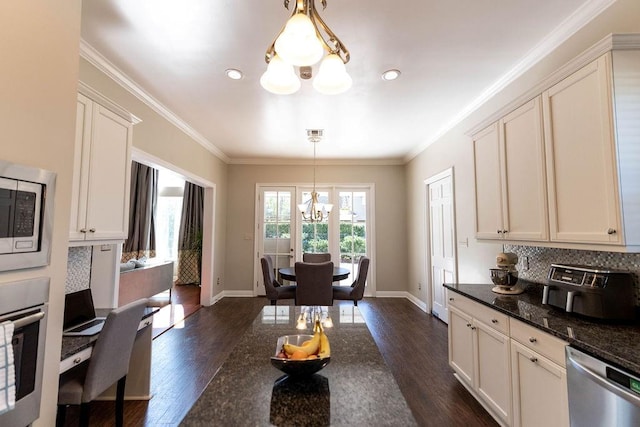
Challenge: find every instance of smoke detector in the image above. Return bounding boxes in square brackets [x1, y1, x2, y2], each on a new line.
[306, 129, 323, 143]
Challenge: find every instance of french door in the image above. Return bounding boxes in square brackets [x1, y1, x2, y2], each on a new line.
[256, 185, 374, 296]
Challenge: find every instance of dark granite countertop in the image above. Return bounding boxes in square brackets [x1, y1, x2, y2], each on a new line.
[181, 305, 416, 426]
[444, 281, 640, 375]
[61, 307, 158, 361]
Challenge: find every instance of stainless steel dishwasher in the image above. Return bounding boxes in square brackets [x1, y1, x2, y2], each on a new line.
[566, 346, 640, 426]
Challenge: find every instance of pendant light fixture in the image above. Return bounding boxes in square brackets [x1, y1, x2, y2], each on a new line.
[261, 0, 351, 95]
[298, 130, 333, 222]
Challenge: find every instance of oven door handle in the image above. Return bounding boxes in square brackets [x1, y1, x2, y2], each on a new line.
[567, 353, 640, 404]
[11, 311, 45, 329]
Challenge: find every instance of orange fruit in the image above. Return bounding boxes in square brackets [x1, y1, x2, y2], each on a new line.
[290, 350, 308, 360]
[306, 354, 318, 360]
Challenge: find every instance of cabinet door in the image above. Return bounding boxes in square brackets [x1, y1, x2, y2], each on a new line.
[542, 53, 622, 244]
[475, 321, 512, 425]
[500, 97, 548, 241]
[84, 104, 132, 240]
[473, 123, 503, 239]
[511, 340, 569, 427]
[70, 94, 93, 241]
[448, 306, 474, 386]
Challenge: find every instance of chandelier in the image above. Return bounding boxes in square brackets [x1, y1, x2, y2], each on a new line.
[261, 0, 352, 95]
[298, 130, 333, 222]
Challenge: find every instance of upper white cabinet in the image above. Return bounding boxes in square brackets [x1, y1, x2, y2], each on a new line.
[473, 37, 640, 250]
[473, 97, 548, 241]
[70, 91, 134, 243]
[543, 51, 640, 247]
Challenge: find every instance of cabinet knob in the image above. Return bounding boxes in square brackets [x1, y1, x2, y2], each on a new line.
[491, 319, 498, 324]
[466, 323, 472, 328]
[449, 297, 454, 302]
[80, 228, 87, 233]
[529, 337, 537, 343]
[607, 228, 617, 235]
[89, 228, 96, 233]
[471, 326, 476, 330]
[503, 229, 508, 234]
[73, 357, 82, 364]
[497, 230, 502, 234]
[529, 357, 538, 363]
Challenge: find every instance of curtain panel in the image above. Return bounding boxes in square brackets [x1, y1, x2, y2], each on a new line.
[122, 162, 158, 262]
[176, 181, 204, 285]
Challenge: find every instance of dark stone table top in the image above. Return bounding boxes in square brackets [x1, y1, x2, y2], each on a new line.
[444, 281, 640, 375]
[180, 305, 416, 426]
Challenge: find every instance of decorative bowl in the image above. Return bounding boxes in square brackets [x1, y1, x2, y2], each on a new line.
[270, 334, 330, 377]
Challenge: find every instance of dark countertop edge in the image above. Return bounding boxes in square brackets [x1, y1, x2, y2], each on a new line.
[444, 282, 640, 375]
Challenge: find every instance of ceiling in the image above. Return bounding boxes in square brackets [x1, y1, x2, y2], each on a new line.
[81, 0, 601, 163]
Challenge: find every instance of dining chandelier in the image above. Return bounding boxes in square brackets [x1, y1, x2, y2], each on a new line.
[261, 0, 352, 95]
[298, 130, 333, 222]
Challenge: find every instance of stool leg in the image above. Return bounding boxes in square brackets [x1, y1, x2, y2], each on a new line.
[116, 376, 127, 427]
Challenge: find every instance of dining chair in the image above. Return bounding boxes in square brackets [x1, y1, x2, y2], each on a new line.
[295, 261, 334, 306]
[302, 253, 331, 263]
[56, 298, 148, 427]
[333, 257, 370, 306]
[261, 255, 296, 305]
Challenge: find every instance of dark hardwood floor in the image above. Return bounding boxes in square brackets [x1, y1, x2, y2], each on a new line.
[60, 294, 497, 426]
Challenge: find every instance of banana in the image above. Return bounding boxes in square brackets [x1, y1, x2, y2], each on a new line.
[318, 330, 331, 358]
[283, 332, 320, 356]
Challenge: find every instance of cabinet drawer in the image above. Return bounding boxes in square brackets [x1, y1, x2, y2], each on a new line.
[448, 292, 509, 335]
[511, 318, 567, 367]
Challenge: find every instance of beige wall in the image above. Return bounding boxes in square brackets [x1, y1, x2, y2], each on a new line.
[226, 164, 407, 292]
[78, 58, 229, 301]
[0, 1, 81, 425]
[405, 0, 640, 306]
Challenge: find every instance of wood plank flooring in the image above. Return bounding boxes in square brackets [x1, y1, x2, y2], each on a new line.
[60, 296, 497, 426]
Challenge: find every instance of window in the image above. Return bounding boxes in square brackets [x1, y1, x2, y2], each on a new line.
[155, 170, 184, 263]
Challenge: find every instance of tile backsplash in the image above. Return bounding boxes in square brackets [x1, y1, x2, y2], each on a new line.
[505, 244, 640, 303]
[66, 246, 92, 293]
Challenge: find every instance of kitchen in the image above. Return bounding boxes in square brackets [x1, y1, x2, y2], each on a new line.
[2, 0, 640, 426]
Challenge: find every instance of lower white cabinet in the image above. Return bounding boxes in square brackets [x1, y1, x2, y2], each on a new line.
[449, 297, 512, 425]
[448, 293, 569, 427]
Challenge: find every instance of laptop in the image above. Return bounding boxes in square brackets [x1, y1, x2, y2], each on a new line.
[63, 289, 106, 336]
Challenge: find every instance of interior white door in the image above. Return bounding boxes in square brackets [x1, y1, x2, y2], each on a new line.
[256, 187, 296, 295]
[427, 170, 457, 323]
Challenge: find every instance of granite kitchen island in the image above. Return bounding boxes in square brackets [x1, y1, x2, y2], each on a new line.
[181, 304, 416, 426]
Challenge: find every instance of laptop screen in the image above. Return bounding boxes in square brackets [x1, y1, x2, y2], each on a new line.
[63, 289, 97, 330]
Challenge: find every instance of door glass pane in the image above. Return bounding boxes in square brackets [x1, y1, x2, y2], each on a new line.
[263, 191, 292, 285]
[300, 190, 330, 254]
[339, 191, 367, 286]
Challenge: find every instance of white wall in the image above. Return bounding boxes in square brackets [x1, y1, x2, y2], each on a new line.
[0, 1, 81, 425]
[405, 0, 640, 307]
[226, 163, 407, 293]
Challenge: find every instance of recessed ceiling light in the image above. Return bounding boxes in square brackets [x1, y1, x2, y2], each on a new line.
[225, 69, 243, 80]
[382, 69, 401, 81]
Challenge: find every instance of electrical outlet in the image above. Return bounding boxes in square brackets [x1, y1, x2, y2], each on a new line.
[522, 256, 530, 271]
[217, 277, 220, 286]
[418, 283, 422, 290]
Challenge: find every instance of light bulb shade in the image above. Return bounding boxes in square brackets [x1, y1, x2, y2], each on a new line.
[260, 55, 301, 95]
[312, 54, 352, 94]
[275, 13, 324, 66]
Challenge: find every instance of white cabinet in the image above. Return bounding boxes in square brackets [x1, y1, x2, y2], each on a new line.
[448, 294, 512, 425]
[70, 92, 133, 242]
[473, 97, 548, 241]
[510, 319, 568, 427]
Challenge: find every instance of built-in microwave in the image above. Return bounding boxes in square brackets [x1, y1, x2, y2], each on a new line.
[0, 160, 56, 271]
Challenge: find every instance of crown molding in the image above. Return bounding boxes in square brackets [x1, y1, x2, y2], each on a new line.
[229, 157, 405, 166]
[465, 32, 640, 137]
[79, 39, 230, 164]
[405, 0, 618, 162]
[78, 81, 142, 124]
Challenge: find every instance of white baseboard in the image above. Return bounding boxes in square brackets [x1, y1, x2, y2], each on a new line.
[375, 291, 428, 312]
[222, 290, 255, 298]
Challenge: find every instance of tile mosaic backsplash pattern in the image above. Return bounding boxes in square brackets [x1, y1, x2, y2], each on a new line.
[505, 245, 640, 303]
[66, 246, 92, 293]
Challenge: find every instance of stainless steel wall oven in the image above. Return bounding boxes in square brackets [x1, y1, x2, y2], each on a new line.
[0, 277, 49, 427]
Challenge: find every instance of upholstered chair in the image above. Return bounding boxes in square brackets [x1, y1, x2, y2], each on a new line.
[333, 257, 370, 306]
[302, 253, 331, 263]
[56, 298, 148, 427]
[261, 255, 296, 305]
[295, 261, 334, 306]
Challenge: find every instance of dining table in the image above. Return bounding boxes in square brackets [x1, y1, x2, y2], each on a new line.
[180, 304, 416, 426]
[278, 266, 350, 282]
